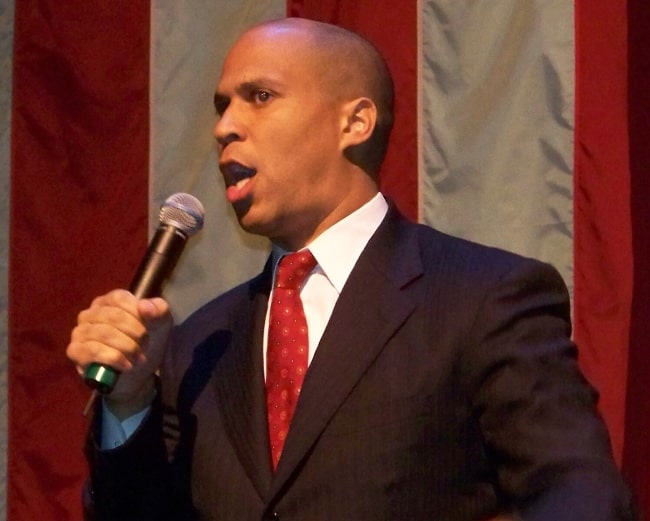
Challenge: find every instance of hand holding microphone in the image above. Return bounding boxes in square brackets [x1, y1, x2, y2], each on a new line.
[67, 193, 204, 415]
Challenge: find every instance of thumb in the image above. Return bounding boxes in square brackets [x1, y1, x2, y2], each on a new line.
[137, 297, 173, 338]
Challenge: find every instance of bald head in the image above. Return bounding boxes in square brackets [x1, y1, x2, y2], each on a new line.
[240, 18, 395, 175]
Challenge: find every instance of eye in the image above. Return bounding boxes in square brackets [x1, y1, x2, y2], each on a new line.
[252, 89, 272, 104]
[215, 101, 228, 117]
[214, 96, 229, 117]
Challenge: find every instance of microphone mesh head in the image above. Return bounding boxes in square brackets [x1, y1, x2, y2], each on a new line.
[159, 193, 205, 236]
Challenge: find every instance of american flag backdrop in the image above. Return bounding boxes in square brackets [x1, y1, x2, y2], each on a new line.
[2, 1, 649, 519]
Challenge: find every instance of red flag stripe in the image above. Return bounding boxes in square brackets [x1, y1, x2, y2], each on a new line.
[9, 2, 150, 518]
[573, 0, 632, 465]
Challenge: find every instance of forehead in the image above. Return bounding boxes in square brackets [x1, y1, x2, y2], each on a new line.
[217, 27, 319, 91]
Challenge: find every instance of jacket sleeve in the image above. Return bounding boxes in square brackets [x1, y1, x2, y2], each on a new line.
[83, 385, 196, 521]
[463, 258, 637, 521]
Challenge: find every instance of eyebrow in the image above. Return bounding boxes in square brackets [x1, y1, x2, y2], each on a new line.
[214, 82, 261, 114]
[214, 78, 284, 113]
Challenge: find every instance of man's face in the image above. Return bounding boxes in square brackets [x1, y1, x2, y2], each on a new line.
[214, 27, 349, 249]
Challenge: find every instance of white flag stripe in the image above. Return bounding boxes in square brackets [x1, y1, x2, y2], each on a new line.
[151, 0, 286, 321]
[419, 0, 575, 293]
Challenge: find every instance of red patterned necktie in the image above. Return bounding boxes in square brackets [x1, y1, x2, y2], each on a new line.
[266, 249, 317, 469]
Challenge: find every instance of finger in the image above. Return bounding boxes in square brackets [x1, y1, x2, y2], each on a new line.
[137, 298, 173, 342]
[137, 297, 170, 323]
[69, 326, 150, 375]
[66, 340, 135, 373]
[71, 321, 144, 353]
[76, 305, 148, 344]
[88, 289, 141, 319]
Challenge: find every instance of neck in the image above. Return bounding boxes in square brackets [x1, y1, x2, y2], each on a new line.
[273, 190, 379, 251]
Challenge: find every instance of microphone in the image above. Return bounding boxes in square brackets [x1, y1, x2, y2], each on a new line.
[83, 193, 205, 396]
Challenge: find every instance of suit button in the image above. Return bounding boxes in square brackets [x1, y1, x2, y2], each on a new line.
[263, 513, 279, 520]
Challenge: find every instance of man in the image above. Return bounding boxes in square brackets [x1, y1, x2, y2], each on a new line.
[67, 17, 635, 521]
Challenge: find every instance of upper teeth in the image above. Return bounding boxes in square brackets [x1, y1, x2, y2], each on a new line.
[235, 178, 250, 190]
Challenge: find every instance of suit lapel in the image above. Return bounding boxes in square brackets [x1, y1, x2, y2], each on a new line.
[211, 262, 274, 499]
[269, 207, 424, 497]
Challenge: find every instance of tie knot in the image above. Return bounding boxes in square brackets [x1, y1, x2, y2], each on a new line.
[275, 250, 317, 290]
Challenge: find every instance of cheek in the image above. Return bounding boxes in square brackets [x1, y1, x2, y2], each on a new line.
[254, 106, 341, 179]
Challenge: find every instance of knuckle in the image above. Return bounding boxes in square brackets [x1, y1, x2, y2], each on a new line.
[70, 323, 90, 343]
[121, 339, 141, 356]
[65, 341, 79, 360]
[104, 349, 125, 366]
[77, 308, 91, 324]
[112, 288, 135, 306]
[106, 306, 126, 324]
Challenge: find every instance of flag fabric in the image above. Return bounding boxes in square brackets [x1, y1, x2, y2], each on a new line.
[0, 1, 11, 518]
[4, 1, 649, 519]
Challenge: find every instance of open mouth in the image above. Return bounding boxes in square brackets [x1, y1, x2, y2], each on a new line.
[220, 161, 257, 188]
[220, 161, 257, 203]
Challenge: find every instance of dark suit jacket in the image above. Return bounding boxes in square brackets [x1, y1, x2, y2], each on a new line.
[86, 206, 636, 521]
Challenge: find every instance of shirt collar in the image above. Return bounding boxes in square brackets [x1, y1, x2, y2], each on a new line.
[271, 193, 389, 293]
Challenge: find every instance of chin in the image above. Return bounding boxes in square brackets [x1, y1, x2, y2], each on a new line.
[233, 201, 288, 242]
[235, 210, 272, 238]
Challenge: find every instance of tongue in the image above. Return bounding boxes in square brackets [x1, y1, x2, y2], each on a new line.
[226, 177, 252, 203]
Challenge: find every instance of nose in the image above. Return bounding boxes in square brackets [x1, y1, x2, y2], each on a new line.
[214, 104, 243, 149]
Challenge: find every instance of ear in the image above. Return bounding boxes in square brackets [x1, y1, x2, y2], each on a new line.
[339, 97, 378, 150]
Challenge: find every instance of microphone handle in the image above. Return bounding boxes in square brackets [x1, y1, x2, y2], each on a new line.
[83, 225, 188, 394]
[130, 224, 187, 299]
